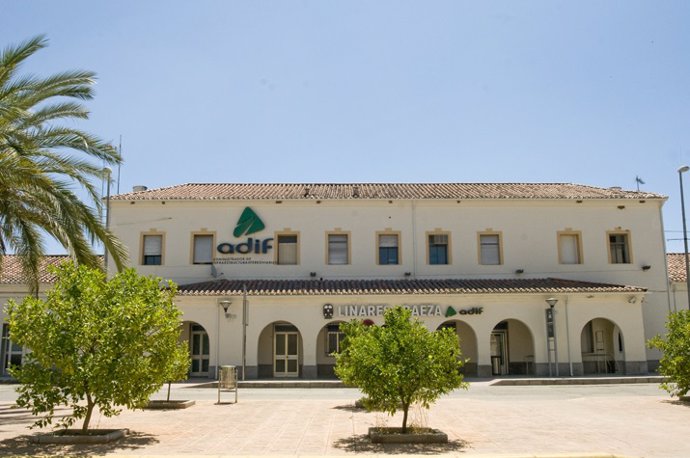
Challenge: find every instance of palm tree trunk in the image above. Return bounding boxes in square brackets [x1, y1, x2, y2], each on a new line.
[167, 381, 172, 402]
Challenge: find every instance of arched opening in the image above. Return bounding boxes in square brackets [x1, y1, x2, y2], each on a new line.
[436, 320, 478, 376]
[490, 319, 535, 376]
[580, 318, 625, 374]
[257, 321, 303, 378]
[180, 321, 209, 378]
[316, 321, 345, 378]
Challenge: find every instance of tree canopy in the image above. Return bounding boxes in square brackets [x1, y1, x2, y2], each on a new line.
[335, 306, 468, 432]
[648, 310, 690, 397]
[0, 35, 126, 292]
[7, 262, 189, 431]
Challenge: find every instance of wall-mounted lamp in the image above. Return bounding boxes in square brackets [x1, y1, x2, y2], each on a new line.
[641, 265, 651, 271]
[218, 299, 234, 319]
[310, 272, 317, 278]
[404, 272, 412, 277]
[515, 268, 524, 274]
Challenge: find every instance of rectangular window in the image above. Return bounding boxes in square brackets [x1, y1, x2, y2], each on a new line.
[277, 234, 298, 265]
[428, 234, 449, 265]
[1, 323, 25, 376]
[558, 233, 582, 264]
[609, 233, 631, 264]
[193, 234, 213, 265]
[328, 234, 349, 265]
[378, 234, 399, 265]
[479, 233, 501, 265]
[142, 234, 163, 265]
[326, 324, 345, 355]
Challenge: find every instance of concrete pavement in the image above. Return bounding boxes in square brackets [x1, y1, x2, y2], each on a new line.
[0, 380, 686, 457]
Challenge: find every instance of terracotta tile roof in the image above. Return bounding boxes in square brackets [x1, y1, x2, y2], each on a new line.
[0, 255, 73, 285]
[668, 253, 689, 282]
[112, 183, 664, 201]
[177, 277, 646, 296]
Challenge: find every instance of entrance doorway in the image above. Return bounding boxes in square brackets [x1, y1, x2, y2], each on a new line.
[274, 324, 299, 377]
[490, 330, 508, 375]
[490, 319, 535, 376]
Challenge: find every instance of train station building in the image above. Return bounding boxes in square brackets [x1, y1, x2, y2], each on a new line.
[1, 182, 675, 379]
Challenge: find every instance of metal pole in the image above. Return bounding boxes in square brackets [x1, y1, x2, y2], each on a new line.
[679, 166, 690, 310]
[103, 168, 111, 272]
[242, 284, 247, 381]
[546, 309, 552, 377]
[216, 302, 221, 380]
[553, 315, 559, 377]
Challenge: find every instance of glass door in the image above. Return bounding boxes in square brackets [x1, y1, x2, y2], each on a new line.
[190, 324, 210, 376]
[274, 328, 299, 377]
[490, 331, 508, 375]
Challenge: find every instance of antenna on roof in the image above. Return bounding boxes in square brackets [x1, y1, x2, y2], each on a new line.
[116, 135, 122, 194]
[635, 175, 645, 192]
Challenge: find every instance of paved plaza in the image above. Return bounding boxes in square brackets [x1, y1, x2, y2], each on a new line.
[0, 379, 686, 457]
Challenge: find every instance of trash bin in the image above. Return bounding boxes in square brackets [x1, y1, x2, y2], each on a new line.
[219, 365, 237, 389]
[218, 365, 238, 403]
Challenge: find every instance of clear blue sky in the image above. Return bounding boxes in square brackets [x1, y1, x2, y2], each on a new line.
[3, 1, 690, 253]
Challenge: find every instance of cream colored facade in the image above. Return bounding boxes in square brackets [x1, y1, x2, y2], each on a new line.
[0, 183, 673, 379]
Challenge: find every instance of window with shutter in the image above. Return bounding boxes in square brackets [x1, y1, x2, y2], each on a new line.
[142, 234, 163, 265]
[193, 234, 213, 264]
[328, 234, 349, 265]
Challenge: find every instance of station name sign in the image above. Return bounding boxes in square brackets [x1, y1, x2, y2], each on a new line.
[325, 304, 484, 319]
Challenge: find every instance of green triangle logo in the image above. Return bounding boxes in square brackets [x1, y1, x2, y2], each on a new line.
[445, 306, 457, 318]
[233, 207, 266, 237]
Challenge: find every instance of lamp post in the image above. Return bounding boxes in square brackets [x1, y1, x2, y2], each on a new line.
[679, 166, 690, 310]
[545, 297, 559, 377]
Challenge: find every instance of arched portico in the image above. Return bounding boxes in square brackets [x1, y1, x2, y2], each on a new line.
[580, 317, 625, 375]
[180, 321, 209, 378]
[489, 319, 535, 376]
[437, 320, 478, 376]
[316, 321, 345, 378]
[257, 321, 304, 378]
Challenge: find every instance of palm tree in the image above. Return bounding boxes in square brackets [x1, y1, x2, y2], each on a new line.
[0, 35, 127, 292]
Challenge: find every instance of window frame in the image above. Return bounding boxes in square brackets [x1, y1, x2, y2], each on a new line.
[190, 231, 216, 265]
[325, 324, 345, 355]
[477, 231, 503, 265]
[325, 231, 351, 265]
[376, 230, 401, 265]
[274, 230, 300, 265]
[426, 230, 451, 265]
[607, 230, 632, 264]
[557, 230, 583, 265]
[140, 231, 165, 266]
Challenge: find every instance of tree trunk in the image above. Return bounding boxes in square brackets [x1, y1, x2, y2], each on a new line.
[167, 381, 172, 402]
[401, 403, 409, 434]
[82, 392, 95, 432]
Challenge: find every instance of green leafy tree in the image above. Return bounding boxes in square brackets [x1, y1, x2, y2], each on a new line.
[335, 306, 468, 433]
[0, 35, 126, 292]
[6, 263, 187, 432]
[648, 310, 690, 397]
[163, 344, 190, 402]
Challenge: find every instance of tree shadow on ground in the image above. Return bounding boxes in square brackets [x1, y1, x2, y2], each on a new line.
[332, 404, 365, 412]
[333, 434, 469, 455]
[0, 430, 158, 456]
[662, 399, 690, 408]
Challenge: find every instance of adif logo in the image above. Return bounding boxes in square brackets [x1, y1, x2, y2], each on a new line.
[217, 207, 273, 255]
[233, 207, 266, 237]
